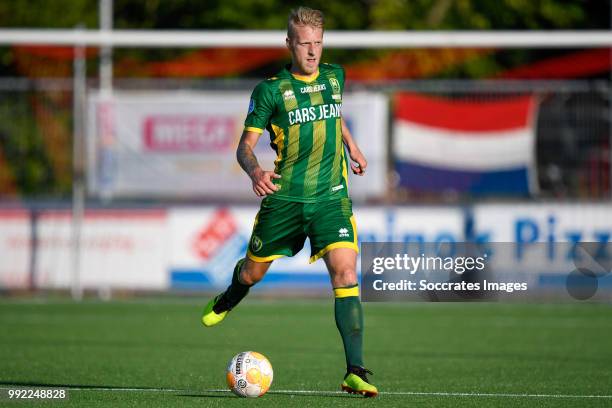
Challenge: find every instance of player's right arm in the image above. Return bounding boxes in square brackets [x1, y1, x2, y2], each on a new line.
[241, 81, 281, 197]
[236, 130, 281, 197]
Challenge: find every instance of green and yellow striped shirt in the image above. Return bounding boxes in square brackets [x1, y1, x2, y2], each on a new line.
[244, 63, 349, 203]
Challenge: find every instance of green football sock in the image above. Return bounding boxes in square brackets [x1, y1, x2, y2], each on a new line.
[215, 258, 251, 312]
[334, 284, 364, 369]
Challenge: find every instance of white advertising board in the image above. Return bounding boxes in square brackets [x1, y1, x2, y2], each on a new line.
[0, 210, 31, 289]
[0, 210, 168, 290]
[37, 210, 168, 289]
[87, 91, 387, 200]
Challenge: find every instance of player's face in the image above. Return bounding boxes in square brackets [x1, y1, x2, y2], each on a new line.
[287, 24, 323, 76]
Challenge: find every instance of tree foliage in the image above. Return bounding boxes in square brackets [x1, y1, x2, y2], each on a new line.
[0, 0, 607, 30]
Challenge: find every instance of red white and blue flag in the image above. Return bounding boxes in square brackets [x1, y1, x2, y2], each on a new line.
[393, 93, 537, 195]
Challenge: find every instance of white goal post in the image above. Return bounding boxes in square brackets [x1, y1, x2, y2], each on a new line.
[0, 29, 610, 48]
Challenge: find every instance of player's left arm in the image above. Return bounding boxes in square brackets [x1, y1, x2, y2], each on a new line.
[341, 117, 367, 176]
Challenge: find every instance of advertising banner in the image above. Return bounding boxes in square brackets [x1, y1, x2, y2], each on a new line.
[0, 210, 168, 290]
[35, 210, 168, 290]
[471, 203, 612, 294]
[1, 204, 609, 296]
[473, 203, 612, 244]
[0, 210, 31, 289]
[87, 91, 387, 201]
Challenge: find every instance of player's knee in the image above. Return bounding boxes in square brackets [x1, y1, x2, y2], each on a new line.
[333, 267, 357, 287]
[240, 268, 264, 286]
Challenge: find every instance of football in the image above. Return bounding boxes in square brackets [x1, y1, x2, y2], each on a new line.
[226, 351, 273, 397]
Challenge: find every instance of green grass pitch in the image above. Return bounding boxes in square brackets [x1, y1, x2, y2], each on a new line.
[0, 298, 611, 407]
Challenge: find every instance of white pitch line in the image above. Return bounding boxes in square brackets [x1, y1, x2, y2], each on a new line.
[197, 389, 612, 399]
[2, 386, 611, 399]
[379, 391, 612, 399]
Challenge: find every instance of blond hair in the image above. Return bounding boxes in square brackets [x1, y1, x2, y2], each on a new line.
[287, 6, 324, 39]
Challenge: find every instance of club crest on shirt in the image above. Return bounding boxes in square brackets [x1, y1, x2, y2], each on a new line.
[248, 98, 255, 114]
[329, 78, 341, 94]
[250, 235, 263, 253]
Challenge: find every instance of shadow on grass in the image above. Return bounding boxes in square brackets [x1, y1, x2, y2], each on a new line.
[179, 391, 358, 399]
[177, 393, 236, 399]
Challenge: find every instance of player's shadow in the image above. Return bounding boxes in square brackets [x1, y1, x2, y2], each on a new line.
[177, 393, 236, 399]
[271, 391, 357, 399]
[179, 392, 357, 399]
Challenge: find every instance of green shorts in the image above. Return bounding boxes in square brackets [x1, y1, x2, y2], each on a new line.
[246, 197, 358, 264]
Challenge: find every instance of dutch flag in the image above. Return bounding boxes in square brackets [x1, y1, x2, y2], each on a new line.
[393, 92, 538, 196]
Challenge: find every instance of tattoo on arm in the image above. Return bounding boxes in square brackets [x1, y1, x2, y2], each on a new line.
[236, 142, 260, 178]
